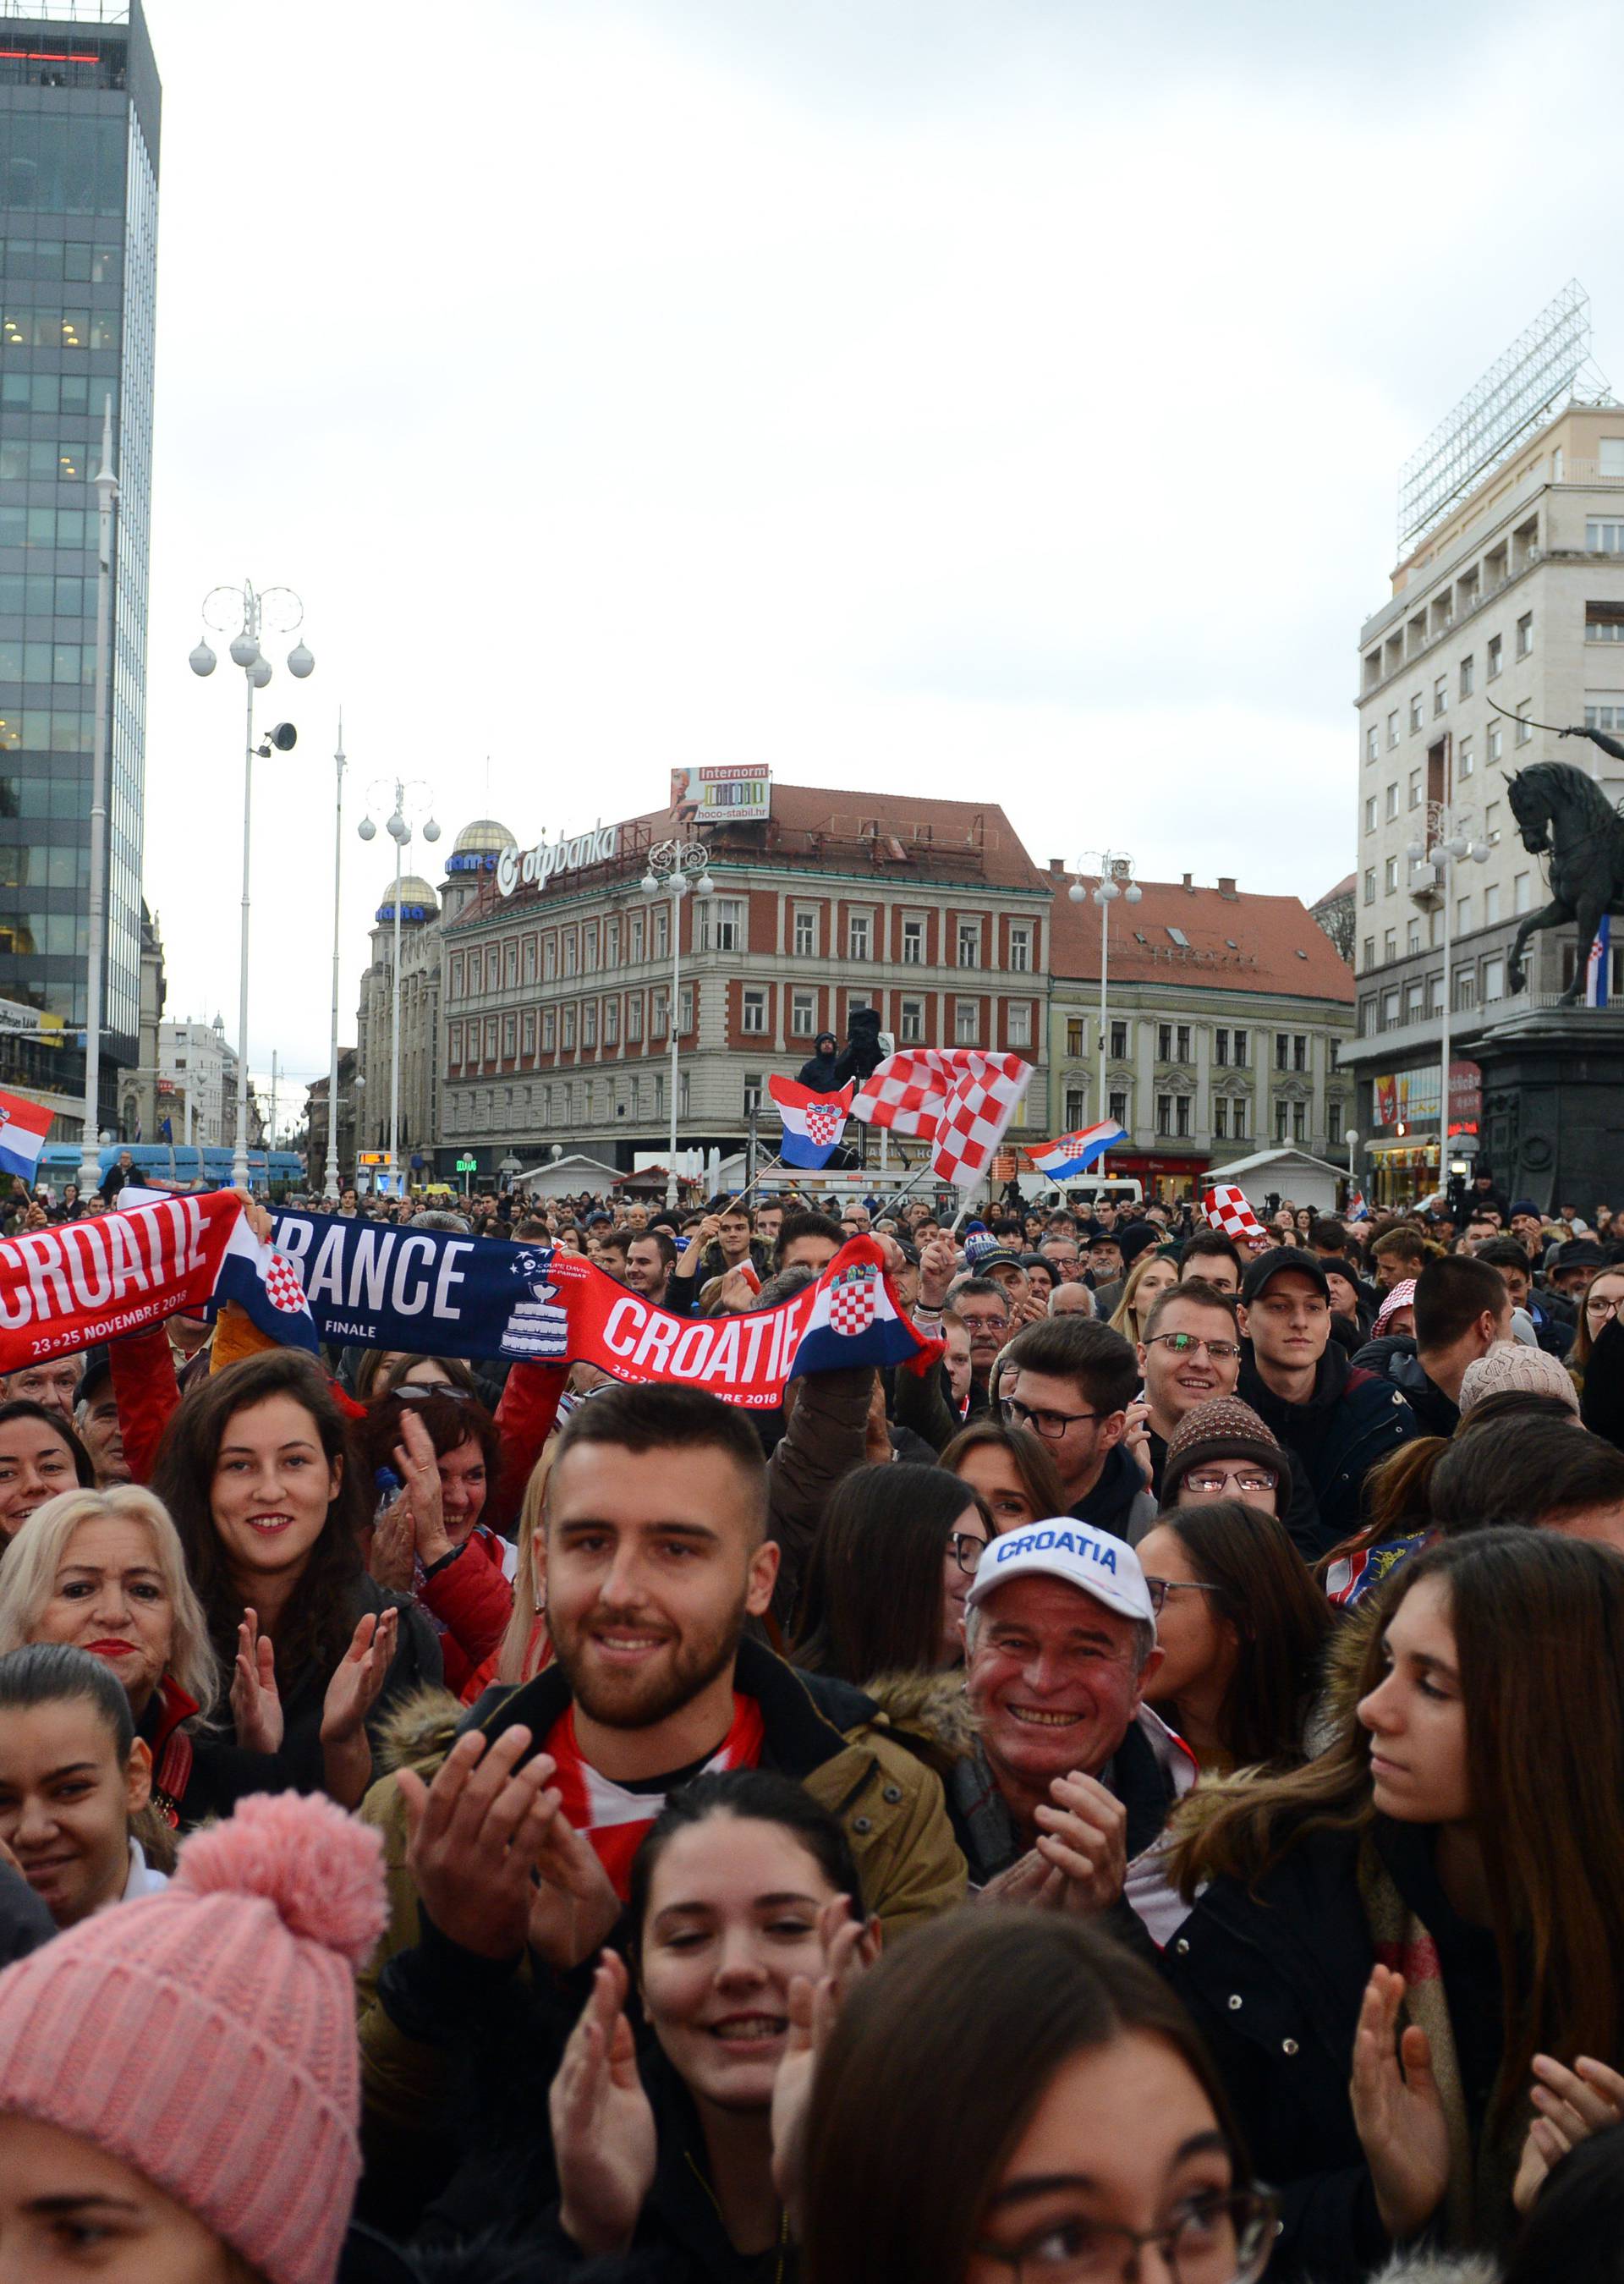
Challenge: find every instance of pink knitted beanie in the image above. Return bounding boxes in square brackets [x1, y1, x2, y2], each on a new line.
[0, 1790, 387, 2284]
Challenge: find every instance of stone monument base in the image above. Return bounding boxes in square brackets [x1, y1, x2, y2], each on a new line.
[1459, 1003, 1624, 1215]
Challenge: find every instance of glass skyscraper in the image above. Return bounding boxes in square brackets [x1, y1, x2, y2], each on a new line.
[0, 1, 157, 1128]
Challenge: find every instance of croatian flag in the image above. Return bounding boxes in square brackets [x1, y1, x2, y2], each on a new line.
[0, 1088, 53, 1184]
[768, 1075, 854, 1169]
[1026, 1121, 1127, 1178]
[213, 1213, 321, 1354]
[788, 1235, 944, 1382]
[1586, 914, 1611, 1009]
[1347, 1189, 1370, 1222]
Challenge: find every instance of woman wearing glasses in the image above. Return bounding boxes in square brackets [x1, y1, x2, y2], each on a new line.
[1565, 1264, 1624, 1401]
[1135, 1500, 1333, 1774]
[801, 1909, 1276, 2284]
[790, 1463, 994, 1680]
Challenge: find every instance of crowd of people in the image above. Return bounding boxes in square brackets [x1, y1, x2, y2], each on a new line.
[0, 1158, 1618, 2280]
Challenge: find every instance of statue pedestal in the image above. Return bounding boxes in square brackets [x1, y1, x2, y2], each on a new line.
[1458, 1002, 1624, 1214]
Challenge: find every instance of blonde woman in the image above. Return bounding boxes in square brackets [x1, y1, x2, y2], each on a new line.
[462, 1454, 553, 1700]
[1108, 1247, 1180, 1345]
[0, 1482, 288, 1832]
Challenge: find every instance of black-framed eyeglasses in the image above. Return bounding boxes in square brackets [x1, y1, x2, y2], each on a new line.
[971, 2186, 1279, 2282]
[948, 1531, 988, 1575]
[1144, 1577, 1230, 1615]
[1177, 1470, 1279, 1496]
[1002, 1397, 1102, 1441]
[1144, 1332, 1242, 1363]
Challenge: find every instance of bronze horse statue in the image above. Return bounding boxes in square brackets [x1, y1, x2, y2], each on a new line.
[1505, 737, 1624, 1001]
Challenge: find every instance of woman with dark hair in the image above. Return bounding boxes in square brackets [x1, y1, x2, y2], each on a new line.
[800, 1910, 1275, 2284]
[940, 1418, 1067, 1534]
[0, 1398, 95, 1546]
[0, 1641, 163, 1926]
[467, 1768, 877, 2273]
[151, 1351, 441, 1808]
[1135, 1499, 1333, 1773]
[1564, 1262, 1624, 1396]
[365, 1386, 514, 1697]
[791, 1463, 992, 1681]
[1166, 1529, 1624, 2281]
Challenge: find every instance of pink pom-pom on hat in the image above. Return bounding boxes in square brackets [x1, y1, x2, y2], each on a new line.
[176, 1788, 387, 1967]
[0, 1787, 387, 2284]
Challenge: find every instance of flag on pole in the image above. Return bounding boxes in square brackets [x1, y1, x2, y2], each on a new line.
[1586, 914, 1611, 1009]
[853, 1049, 1033, 1189]
[1026, 1120, 1127, 1178]
[766, 1076, 855, 1169]
[0, 1088, 54, 1185]
[1347, 1189, 1370, 1222]
[787, 1236, 945, 1380]
[1203, 1183, 1269, 1247]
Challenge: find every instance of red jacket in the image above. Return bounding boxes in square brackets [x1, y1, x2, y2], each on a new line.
[418, 1527, 514, 1699]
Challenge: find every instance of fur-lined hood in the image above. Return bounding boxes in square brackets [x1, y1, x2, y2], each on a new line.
[1302, 1589, 1382, 1758]
[372, 1683, 465, 1779]
[863, 1665, 981, 1777]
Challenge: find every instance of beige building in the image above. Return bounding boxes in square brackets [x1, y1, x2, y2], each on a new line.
[1343, 402, 1624, 1192]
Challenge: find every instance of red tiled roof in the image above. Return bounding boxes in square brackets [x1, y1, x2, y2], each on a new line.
[622, 782, 1052, 893]
[1051, 876, 1354, 1004]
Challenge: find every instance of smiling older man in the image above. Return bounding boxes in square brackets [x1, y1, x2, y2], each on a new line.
[949, 1520, 1196, 1952]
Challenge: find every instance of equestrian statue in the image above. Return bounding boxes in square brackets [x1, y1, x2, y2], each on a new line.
[1503, 722, 1624, 1002]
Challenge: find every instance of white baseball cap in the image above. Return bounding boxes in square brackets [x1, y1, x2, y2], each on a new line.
[965, 1518, 1155, 1629]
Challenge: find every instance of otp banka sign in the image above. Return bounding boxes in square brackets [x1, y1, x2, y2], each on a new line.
[497, 824, 620, 898]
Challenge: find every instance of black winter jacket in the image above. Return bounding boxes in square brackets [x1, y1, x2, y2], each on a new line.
[1351, 1336, 1460, 1439]
[1239, 1341, 1417, 1546]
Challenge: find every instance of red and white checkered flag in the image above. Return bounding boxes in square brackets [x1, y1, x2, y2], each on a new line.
[853, 1049, 1033, 1189]
[1203, 1183, 1268, 1246]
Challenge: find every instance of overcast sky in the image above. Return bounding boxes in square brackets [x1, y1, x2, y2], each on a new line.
[137, 0, 1624, 1117]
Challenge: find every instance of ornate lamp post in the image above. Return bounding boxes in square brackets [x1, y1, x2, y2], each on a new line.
[640, 839, 713, 1207]
[358, 779, 440, 1194]
[1066, 850, 1141, 1128]
[1407, 803, 1491, 1177]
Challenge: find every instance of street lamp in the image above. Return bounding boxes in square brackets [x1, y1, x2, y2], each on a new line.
[357, 777, 440, 1194]
[324, 713, 345, 1201]
[189, 579, 315, 1189]
[1407, 803, 1490, 1182]
[1066, 850, 1141, 1134]
[640, 838, 714, 1207]
[77, 398, 117, 1197]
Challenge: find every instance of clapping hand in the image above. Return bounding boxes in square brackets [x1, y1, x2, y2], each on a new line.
[976, 1772, 1130, 1916]
[771, 1895, 877, 2229]
[551, 1950, 657, 2259]
[1348, 1964, 1450, 2242]
[1514, 2053, 1624, 2212]
[393, 1407, 453, 1567]
[319, 1607, 400, 1807]
[231, 1608, 283, 1754]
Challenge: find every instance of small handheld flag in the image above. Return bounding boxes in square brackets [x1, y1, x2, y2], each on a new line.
[767, 1076, 854, 1169]
[0, 1088, 54, 1186]
[1203, 1183, 1269, 1248]
[1026, 1120, 1127, 1178]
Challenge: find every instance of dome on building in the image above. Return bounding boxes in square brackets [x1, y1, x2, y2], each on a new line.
[453, 819, 516, 857]
[376, 873, 439, 924]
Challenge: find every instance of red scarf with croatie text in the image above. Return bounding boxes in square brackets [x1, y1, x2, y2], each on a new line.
[544, 1694, 766, 1900]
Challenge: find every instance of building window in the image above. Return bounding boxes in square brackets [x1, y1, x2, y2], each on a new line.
[742, 987, 766, 1035]
[630, 914, 645, 963]
[1362, 937, 1374, 969]
[1586, 706, 1624, 731]
[543, 936, 557, 980]
[1110, 1018, 1130, 1057]
[1409, 692, 1424, 732]
[957, 920, 979, 968]
[791, 989, 815, 1037]
[1516, 612, 1533, 659]
[628, 997, 643, 1042]
[604, 1000, 619, 1045]
[1067, 1018, 1085, 1057]
[902, 917, 924, 964]
[1484, 882, 1501, 925]
[679, 986, 694, 1032]
[1514, 708, 1532, 744]
[1008, 925, 1032, 973]
[1513, 871, 1531, 914]
[1065, 1087, 1085, 1128]
[521, 937, 536, 985]
[562, 1007, 577, 1050]
[542, 1010, 556, 1051]
[1386, 711, 1399, 749]
[1214, 1095, 1230, 1139]
[1364, 795, 1377, 833]
[1155, 1093, 1173, 1137]
[848, 912, 872, 960]
[1407, 768, 1422, 810]
[449, 953, 464, 998]
[606, 918, 620, 965]
[1293, 1034, 1308, 1071]
[1275, 1101, 1290, 1143]
[1365, 725, 1379, 762]
[705, 898, 743, 953]
[1215, 1028, 1230, 1067]
[1484, 956, 1506, 1002]
[1407, 919, 1421, 955]
[1158, 1023, 1173, 1061]
[1487, 633, 1502, 678]
[483, 1018, 497, 1059]
[1459, 655, 1473, 698]
[1328, 1101, 1343, 1145]
[1384, 929, 1396, 961]
[1587, 519, 1624, 551]
[1433, 674, 1447, 716]
[1487, 720, 1502, 763]
[502, 1014, 517, 1056]
[1292, 1101, 1307, 1143]
[1384, 856, 1398, 893]
[1457, 737, 1473, 779]
[582, 1003, 597, 1047]
[900, 997, 924, 1043]
[1380, 988, 1399, 1029]
[1007, 1002, 1031, 1047]
[1109, 1090, 1127, 1128]
[793, 907, 816, 958]
[654, 908, 669, 959]
[563, 931, 578, 978]
[954, 998, 979, 1046]
[1177, 1024, 1191, 1062]
[583, 925, 598, 973]
[652, 989, 667, 1036]
[1274, 1032, 1289, 1071]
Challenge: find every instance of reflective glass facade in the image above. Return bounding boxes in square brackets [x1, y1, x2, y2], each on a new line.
[0, 4, 157, 1117]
